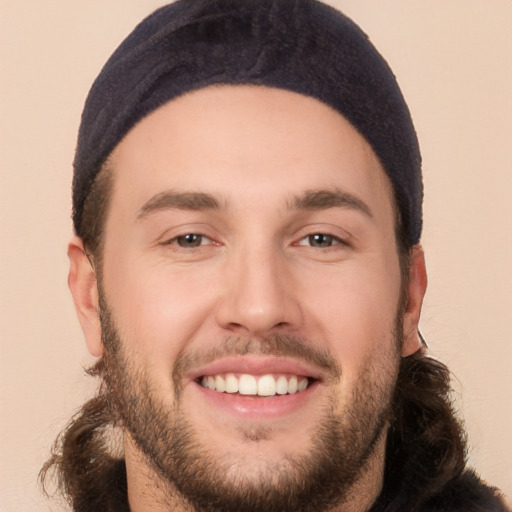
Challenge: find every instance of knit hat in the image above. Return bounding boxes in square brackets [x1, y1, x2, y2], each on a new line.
[73, 0, 422, 244]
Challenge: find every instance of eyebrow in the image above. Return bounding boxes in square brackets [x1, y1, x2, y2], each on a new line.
[290, 189, 373, 218]
[137, 191, 220, 219]
[136, 188, 373, 220]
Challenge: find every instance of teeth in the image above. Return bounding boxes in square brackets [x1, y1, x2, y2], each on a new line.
[257, 375, 276, 396]
[276, 375, 288, 395]
[239, 374, 258, 395]
[200, 373, 310, 396]
[298, 377, 308, 392]
[288, 376, 298, 394]
[215, 375, 226, 392]
[225, 373, 238, 393]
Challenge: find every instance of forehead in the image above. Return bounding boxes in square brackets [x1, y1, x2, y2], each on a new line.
[107, 85, 395, 221]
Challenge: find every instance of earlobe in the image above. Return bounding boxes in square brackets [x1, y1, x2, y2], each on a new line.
[68, 236, 104, 357]
[401, 244, 428, 357]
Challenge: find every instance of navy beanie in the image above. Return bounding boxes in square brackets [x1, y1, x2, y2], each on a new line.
[73, 0, 423, 244]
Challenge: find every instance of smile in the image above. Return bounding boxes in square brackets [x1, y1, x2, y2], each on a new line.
[200, 373, 310, 397]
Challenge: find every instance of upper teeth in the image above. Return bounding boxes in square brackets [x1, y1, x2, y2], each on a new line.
[200, 373, 309, 396]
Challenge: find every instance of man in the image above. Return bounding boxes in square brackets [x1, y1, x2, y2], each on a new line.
[40, 1, 508, 511]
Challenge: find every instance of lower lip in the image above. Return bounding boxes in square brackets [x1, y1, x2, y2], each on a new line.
[192, 380, 320, 420]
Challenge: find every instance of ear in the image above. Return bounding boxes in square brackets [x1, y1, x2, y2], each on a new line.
[401, 244, 428, 357]
[68, 236, 104, 357]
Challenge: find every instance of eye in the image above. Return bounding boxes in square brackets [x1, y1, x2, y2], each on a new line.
[170, 233, 210, 248]
[297, 233, 343, 248]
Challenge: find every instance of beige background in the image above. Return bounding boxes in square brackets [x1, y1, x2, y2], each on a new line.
[1, 1, 511, 510]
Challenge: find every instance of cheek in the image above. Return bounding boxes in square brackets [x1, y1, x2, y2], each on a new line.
[102, 250, 222, 366]
[301, 260, 401, 377]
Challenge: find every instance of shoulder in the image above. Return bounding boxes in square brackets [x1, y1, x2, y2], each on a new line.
[421, 469, 510, 512]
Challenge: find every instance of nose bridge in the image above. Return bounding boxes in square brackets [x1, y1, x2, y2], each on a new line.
[216, 237, 301, 335]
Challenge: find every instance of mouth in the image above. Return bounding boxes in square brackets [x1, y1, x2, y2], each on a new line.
[187, 357, 324, 419]
[198, 373, 312, 397]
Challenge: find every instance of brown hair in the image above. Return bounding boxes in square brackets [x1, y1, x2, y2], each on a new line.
[77, 160, 114, 274]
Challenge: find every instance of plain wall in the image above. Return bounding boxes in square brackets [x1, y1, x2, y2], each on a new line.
[1, 1, 510, 510]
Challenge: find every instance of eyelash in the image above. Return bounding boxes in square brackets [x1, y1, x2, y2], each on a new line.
[164, 233, 213, 248]
[295, 233, 348, 249]
[163, 232, 348, 250]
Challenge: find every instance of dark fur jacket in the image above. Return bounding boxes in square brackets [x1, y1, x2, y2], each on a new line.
[370, 468, 509, 512]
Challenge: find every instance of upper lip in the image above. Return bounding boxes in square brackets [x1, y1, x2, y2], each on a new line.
[187, 356, 325, 383]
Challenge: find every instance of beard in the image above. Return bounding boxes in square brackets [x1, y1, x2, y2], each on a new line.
[98, 292, 402, 512]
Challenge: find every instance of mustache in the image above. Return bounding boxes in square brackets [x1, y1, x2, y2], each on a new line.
[172, 334, 341, 392]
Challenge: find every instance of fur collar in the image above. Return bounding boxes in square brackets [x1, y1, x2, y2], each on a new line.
[371, 469, 509, 511]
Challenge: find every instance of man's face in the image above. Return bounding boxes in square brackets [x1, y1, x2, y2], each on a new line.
[76, 86, 423, 510]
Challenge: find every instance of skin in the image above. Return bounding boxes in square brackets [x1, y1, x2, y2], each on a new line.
[68, 85, 427, 511]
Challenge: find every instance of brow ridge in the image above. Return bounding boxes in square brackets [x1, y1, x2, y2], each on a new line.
[290, 189, 373, 217]
[137, 191, 220, 219]
[137, 188, 372, 220]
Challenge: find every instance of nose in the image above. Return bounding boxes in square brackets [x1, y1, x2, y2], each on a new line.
[215, 243, 303, 336]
